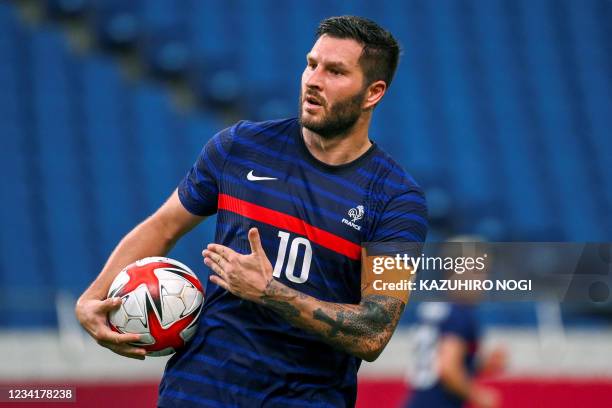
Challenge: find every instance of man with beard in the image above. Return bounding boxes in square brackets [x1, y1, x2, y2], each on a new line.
[76, 16, 427, 407]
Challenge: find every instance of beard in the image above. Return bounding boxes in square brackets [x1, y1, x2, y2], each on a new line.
[298, 88, 366, 139]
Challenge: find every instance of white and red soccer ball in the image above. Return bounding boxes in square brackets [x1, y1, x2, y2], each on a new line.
[107, 257, 204, 356]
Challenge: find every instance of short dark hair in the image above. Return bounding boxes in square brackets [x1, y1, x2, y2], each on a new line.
[316, 16, 400, 88]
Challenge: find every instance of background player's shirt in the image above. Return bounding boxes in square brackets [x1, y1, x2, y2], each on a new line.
[158, 118, 428, 408]
[406, 302, 479, 408]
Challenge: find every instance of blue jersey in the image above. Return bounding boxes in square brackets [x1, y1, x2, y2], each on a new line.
[407, 303, 479, 408]
[158, 118, 428, 408]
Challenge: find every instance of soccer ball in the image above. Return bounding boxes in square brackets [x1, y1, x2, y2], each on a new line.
[107, 257, 204, 356]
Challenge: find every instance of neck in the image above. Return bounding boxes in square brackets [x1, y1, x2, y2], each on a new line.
[301, 115, 373, 166]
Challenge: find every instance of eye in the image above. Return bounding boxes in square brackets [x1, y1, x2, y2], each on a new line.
[330, 69, 342, 76]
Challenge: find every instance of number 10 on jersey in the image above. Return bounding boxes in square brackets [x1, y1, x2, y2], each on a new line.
[273, 231, 312, 284]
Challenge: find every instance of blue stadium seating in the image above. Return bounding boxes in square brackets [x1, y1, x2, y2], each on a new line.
[1, 0, 611, 328]
[77, 56, 138, 259]
[0, 6, 56, 326]
[0, 3, 223, 326]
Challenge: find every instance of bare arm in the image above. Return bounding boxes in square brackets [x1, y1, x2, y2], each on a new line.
[437, 335, 473, 399]
[78, 189, 204, 301]
[260, 281, 404, 361]
[204, 228, 407, 362]
[437, 335, 500, 408]
[75, 189, 205, 358]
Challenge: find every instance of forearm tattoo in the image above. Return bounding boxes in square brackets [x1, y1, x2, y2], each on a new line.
[313, 295, 405, 357]
[260, 280, 405, 359]
[260, 279, 304, 319]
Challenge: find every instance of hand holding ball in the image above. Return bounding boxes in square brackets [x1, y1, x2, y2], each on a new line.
[107, 257, 204, 356]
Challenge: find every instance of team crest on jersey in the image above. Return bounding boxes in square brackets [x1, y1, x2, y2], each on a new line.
[342, 205, 364, 231]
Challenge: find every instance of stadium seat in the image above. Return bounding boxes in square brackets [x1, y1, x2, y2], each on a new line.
[45, 0, 89, 19]
[1, 0, 611, 329]
[90, 0, 143, 48]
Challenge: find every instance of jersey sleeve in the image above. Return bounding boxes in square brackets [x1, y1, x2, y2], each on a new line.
[364, 177, 428, 257]
[367, 186, 428, 257]
[374, 188, 428, 241]
[177, 125, 234, 216]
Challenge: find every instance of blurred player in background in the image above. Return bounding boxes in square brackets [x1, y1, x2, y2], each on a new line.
[76, 16, 427, 407]
[405, 240, 505, 408]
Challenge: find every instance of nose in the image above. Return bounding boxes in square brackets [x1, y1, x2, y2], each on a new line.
[304, 66, 323, 91]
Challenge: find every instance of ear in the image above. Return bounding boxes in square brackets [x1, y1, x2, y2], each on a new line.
[363, 80, 387, 110]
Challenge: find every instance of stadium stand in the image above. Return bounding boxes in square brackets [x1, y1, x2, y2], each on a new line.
[3, 0, 610, 324]
[0, 1, 611, 405]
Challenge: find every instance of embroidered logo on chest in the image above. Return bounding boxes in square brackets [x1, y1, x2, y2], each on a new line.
[342, 205, 364, 231]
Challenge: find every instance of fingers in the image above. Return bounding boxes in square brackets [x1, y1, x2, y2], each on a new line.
[203, 250, 226, 268]
[114, 349, 146, 360]
[96, 328, 144, 346]
[96, 327, 148, 359]
[99, 297, 123, 312]
[204, 255, 227, 280]
[102, 342, 147, 360]
[79, 298, 148, 360]
[209, 274, 229, 291]
[205, 244, 234, 262]
[248, 228, 264, 255]
[104, 329, 145, 345]
[203, 244, 235, 281]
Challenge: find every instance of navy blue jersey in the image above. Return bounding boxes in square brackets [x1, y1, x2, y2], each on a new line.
[158, 118, 427, 408]
[407, 303, 479, 408]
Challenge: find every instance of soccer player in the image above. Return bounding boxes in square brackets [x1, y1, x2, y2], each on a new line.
[406, 243, 504, 408]
[76, 16, 427, 407]
[406, 302, 502, 408]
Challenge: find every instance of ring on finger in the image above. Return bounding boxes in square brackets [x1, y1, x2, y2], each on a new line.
[213, 254, 223, 265]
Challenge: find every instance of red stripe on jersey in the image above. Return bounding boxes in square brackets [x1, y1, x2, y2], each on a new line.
[218, 193, 361, 260]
